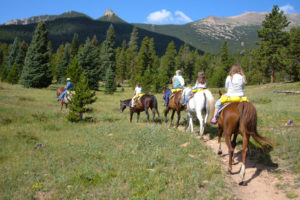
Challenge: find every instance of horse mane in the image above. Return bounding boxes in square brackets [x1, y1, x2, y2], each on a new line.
[122, 99, 131, 106]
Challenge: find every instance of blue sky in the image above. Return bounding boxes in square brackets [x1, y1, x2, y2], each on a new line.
[0, 0, 299, 24]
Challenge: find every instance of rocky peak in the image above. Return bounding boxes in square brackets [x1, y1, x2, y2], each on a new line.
[102, 9, 117, 17]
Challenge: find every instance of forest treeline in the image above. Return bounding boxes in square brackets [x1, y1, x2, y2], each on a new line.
[0, 5, 299, 93]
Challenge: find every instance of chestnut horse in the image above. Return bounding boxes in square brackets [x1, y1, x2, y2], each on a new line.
[162, 88, 185, 128]
[120, 94, 160, 122]
[216, 101, 272, 185]
[56, 87, 68, 111]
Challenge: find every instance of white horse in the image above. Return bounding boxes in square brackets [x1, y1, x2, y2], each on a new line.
[182, 87, 215, 137]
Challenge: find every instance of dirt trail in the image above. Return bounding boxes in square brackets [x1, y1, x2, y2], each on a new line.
[178, 126, 300, 200]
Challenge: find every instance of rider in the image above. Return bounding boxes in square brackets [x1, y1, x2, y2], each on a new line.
[164, 70, 185, 106]
[183, 71, 207, 106]
[210, 65, 247, 124]
[58, 78, 74, 101]
[131, 82, 142, 107]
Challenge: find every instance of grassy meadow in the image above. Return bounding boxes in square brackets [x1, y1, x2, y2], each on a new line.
[0, 81, 300, 199]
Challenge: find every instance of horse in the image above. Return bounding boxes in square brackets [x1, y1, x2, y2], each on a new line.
[56, 87, 72, 111]
[182, 87, 215, 137]
[162, 88, 185, 128]
[120, 94, 160, 122]
[216, 99, 272, 185]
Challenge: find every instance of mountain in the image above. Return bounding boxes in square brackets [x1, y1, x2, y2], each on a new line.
[98, 9, 127, 23]
[2, 10, 300, 54]
[4, 11, 90, 25]
[0, 15, 199, 56]
[134, 12, 300, 54]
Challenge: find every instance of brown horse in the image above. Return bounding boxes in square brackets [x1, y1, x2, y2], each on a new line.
[120, 94, 160, 122]
[216, 101, 272, 185]
[162, 88, 185, 128]
[56, 87, 68, 111]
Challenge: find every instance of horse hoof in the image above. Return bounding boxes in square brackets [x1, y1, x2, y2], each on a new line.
[217, 150, 222, 155]
[238, 181, 247, 186]
[227, 168, 232, 174]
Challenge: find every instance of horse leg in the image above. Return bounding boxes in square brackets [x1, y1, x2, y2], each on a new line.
[239, 134, 250, 185]
[224, 128, 234, 173]
[130, 111, 133, 123]
[144, 104, 150, 121]
[137, 111, 140, 122]
[60, 101, 63, 111]
[170, 110, 175, 125]
[164, 108, 170, 123]
[185, 113, 190, 132]
[196, 110, 204, 137]
[176, 111, 181, 128]
[151, 107, 156, 122]
[217, 128, 223, 155]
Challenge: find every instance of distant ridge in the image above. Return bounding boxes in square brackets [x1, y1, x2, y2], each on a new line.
[4, 11, 90, 25]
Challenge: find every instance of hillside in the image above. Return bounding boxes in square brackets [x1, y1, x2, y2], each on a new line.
[0, 16, 199, 56]
[135, 12, 300, 54]
[1, 10, 300, 54]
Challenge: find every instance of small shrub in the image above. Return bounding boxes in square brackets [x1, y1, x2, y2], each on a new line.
[31, 112, 47, 122]
[286, 191, 298, 199]
[18, 96, 35, 101]
[0, 117, 12, 125]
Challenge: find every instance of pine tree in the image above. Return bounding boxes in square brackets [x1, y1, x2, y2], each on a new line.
[20, 21, 52, 88]
[6, 62, 19, 84]
[66, 57, 82, 86]
[6, 37, 20, 70]
[285, 27, 300, 81]
[158, 41, 177, 89]
[67, 72, 96, 122]
[100, 25, 117, 92]
[91, 35, 98, 46]
[126, 27, 139, 80]
[51, 44, 64, 81]
[78, 38, 101, 90]
[257, 5, 290, 83]
[14, 41, 28, 77]
[57, 44, 71, 83]
[104, 66, 116, 94]
[220, 41, 232, 73]
[70, 33, 79, 59]
[116, 40, 127, 83]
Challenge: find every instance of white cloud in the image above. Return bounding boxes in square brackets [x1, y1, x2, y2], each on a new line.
[174, 11, 192, 23]
[146, 9, 192, 24]
[280, 4, 295, 14]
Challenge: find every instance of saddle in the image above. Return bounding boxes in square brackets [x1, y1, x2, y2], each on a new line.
[132, 93, 144, 107]
[169, 89, 182, 100]
[220, 95, 248, 104]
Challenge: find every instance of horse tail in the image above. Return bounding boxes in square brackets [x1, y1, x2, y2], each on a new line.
[238, 102, 273, 148]
[152, 95, 160, 117]
[204, 90, 215, 119]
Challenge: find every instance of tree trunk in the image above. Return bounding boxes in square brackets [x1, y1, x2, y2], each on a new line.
[270, 61, 275, 83]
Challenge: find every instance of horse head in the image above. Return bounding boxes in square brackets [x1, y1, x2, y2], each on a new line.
[218, 90, 223, 99]
[120, 100, 129, 113]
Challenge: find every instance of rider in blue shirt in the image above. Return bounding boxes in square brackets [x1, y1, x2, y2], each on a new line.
[164, 70, 185, 106]
[59, 78, 73, 101]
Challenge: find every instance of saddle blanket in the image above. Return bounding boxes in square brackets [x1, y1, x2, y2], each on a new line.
[192, 88, 207, 93]
[171, 88, 182, 93]
[134, 93, 144, 99]
[220, 95, 248, 104]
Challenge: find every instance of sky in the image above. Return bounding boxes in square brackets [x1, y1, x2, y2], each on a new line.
[0, 0, 299, 25]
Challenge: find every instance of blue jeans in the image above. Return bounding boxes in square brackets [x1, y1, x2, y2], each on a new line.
[214, 98, 223, 119]
[165, 90, 172, 105]
[184, 90, 191, 105]
[59, 90, 68, 100]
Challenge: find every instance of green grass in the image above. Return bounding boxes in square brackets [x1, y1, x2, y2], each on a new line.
[0, 82, 230, 199]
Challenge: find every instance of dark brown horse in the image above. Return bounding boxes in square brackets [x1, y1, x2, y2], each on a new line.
[120, 94, 160, 122]
[162, 88, 185, 128]
[56, 87, 68, 111]
[216, 101, 272, 185]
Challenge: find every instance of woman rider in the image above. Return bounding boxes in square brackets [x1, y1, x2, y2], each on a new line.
[164, 70, 185, 106]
